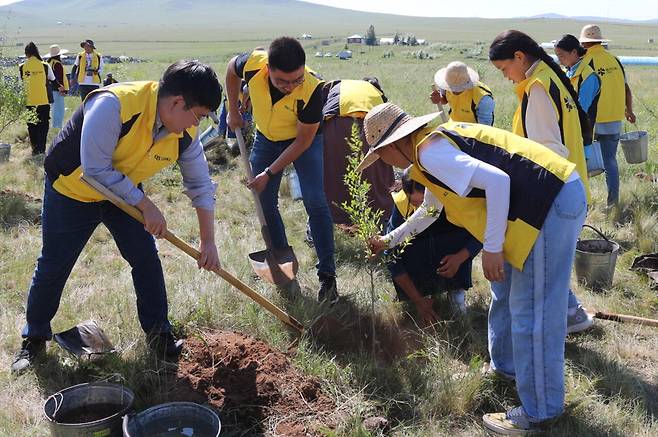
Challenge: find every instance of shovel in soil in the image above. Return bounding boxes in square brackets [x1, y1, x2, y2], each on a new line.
[235, 128, 298, 285]
[80, 174, 304, 336]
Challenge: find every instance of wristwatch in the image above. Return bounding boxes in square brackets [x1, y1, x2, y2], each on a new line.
[265, 167, 274, 178]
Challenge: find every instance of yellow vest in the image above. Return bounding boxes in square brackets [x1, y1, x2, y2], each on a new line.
[512, 61, 590, 202]
[19, 57, 50, 106]
[581, 44, 625, 123]
[48, 81, 197, 202]
[410, 121, 575, 270]
[47, 58, 70, 91]
[245, 50, 323, 141]
[446, 82, 493, 124]
[392, 190, 415, 218]
[337, 80, 385, 118]
[76, 50, 102, 84]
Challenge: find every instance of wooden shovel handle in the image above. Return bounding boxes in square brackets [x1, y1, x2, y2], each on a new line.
[80, 174, 304, 334]
[594, 311, 658, 328]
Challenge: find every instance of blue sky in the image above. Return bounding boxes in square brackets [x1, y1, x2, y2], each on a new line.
[0, 0, 656, 21]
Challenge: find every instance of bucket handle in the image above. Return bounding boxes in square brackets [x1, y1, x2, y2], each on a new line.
[51, 392, 64, 421]
[581, 224, 611, 243]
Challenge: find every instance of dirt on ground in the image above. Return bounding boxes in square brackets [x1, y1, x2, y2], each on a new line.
[172, 330, 337, 436]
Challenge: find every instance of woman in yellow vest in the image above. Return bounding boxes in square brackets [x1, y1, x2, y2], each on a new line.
[360, 103, 586, 435]
[579, 24, 636, 206]
[489, 30, 595, 340]
[72, 39, 103, 101]
[18, 42, 62, 155]
[430, 61, 495, 126]
[384, 167, 482, 323]
[322, 77, 394, 224]
[46, 44, 70, 129]
[11, 61, 223, 374]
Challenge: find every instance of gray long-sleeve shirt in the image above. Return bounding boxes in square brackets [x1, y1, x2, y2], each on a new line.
[80, 91, 216, 210]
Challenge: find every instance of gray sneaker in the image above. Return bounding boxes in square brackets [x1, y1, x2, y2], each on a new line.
[567, 305, 594, 334]
[483, 406, 546, 435]
[11, 338, 46, 374]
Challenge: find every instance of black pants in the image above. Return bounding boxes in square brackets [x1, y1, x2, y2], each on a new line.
[78, 84, 99, 101]
[26, 105, 50, 155]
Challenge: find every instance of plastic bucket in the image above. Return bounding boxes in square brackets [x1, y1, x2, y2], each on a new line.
[0, 143, 10, 162]
[587, 141, 605, 177]
[619, 130, 648, 164]
[44, 382, 134, 437]
[122, 402, 221, 437]
[574, 225, 620, 291]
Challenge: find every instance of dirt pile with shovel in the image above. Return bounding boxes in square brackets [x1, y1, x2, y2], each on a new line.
[173, 331, 336, 436]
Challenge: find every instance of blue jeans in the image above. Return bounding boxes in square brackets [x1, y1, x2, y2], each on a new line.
[596, 133, 620, 205]
[488, 179, 587, 420]
[51, 92, 65, 129]
[218, 101, 252, 139]
[250, 132, 335, 276]
[22, 179, 171, 340]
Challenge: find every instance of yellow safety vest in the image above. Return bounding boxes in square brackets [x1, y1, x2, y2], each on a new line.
[19, 57, 50, 106]
[244, 50, 323, 141]
[446, 82, 493, 124]
[46, 81, 197, 202]
[47, 58, 70, 91]
[409, 121, 575, 270]
[512, 61, 590, 202]
[337, 80, 385, 118]
[76, 50, 102, 84]
[581, 44, 625, 123]
[392, 189, 415, 218]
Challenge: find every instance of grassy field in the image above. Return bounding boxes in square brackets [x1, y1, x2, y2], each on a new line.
[1, 6, 658, 436]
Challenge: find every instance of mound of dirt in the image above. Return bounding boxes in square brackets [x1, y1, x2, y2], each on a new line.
[173, 331, 336, 436]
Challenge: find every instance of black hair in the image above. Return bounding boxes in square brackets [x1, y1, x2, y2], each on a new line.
[362, 76, 388, 102]
[159, 60, 222, 112]
[268, 37, 305, 73]
[489, 30, 591, 146]
[555, 34, 586, 57]
[390, 167, 425, 194]
[24, 42, 42, 60]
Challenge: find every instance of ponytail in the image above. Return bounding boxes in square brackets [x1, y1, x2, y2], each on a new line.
[490, 30, 592, 146]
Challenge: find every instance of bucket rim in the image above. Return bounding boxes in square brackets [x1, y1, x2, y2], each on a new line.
[44, 382, 135, 426]
[575, 238, 620, 254]
[123, 401, 221, 436]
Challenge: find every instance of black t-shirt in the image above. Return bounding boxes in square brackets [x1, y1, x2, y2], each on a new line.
[234, 52, 323, 125]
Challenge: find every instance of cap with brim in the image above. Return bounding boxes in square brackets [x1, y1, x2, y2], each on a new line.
[45, 44, 69, 58]
[579, 24, 611, 43]
[434, 61, 479, 93]
[356, 102, 441, 172]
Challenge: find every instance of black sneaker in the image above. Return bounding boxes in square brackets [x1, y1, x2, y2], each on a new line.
[11, 338, 46, 374]
[146, 332, 184, 358]
[318, 274, 339, 304]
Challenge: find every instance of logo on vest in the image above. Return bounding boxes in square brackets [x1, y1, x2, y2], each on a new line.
[153, 155, 172, 162]
[564, 96, 575, 111]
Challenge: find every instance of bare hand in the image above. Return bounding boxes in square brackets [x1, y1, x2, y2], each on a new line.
[414, 297, 439, 327]
[138, 197, 167, 238]
[227, 109, 244, 131]
[197, 240, 221, 271]
[625, 109, 636, 124]
[246, 171, 270, 193]
[367, 235, 388, 255]
[430, 90, 447, 105]
[437, 250, 468, 278]
[482, 250, 505, 282]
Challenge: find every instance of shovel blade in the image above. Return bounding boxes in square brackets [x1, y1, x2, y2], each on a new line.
[248, 245, 298, 285]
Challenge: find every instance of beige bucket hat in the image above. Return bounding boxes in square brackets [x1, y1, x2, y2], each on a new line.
[357, 102, 441, 172]
[579, 24, 611, 43]
[48, 44, 68, 57]
[434, 61, 479, 93]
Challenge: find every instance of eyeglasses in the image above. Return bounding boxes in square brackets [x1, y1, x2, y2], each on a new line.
[189, 107, 208, 124]
[270, 74, 305, 88]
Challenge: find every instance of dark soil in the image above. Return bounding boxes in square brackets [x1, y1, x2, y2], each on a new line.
[172, 331, 336, 436]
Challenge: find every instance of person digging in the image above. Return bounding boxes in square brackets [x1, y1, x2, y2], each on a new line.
[12, 60, 223, 373]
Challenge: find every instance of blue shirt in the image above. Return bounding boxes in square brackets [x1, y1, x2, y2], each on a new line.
[476, 95, 495, 126]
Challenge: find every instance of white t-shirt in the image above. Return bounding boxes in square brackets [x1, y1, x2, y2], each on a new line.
[74, 52, 104, 86]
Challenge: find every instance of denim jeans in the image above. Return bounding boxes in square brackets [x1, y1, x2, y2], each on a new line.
[250, 132, 336, 276]
[596, 133, 620, 205]
[488, 179, 587, 420]
[22, 179, 171, 340]
[51, 92, 65, 128]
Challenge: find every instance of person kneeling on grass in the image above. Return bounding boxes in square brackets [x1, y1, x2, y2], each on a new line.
[376, 167, 482, 325]
[12, 60, 223, 374]
[361, 102, 586, 435]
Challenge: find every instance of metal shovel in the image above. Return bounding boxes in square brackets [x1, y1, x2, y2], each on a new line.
[80, 174, 304, 335]
[235, 128, 298, 285]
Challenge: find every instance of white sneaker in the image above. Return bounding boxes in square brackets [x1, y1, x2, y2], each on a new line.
[567, 305, 594, 334]
[448, 289, 467, 315]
